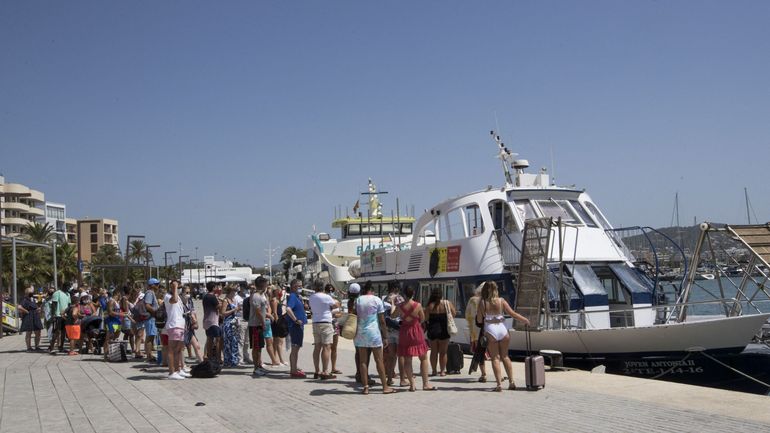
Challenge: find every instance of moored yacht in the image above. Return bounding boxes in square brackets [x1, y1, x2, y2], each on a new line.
[350, 131, 770, 392]
[307, 179, 416, 291]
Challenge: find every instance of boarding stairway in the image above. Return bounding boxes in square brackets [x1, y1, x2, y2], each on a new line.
[512, 217, 552, 331]
[728, 224, 770, 269]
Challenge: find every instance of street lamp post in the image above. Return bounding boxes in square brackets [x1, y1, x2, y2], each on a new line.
[264, 243, 280, 284]
[145, 244, 160, 281]
[178, 255, 189, 283]
[163, 251, 176, 287]
[0, 190, 32, 339]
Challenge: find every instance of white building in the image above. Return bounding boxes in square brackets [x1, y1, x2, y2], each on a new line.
[41, 201, 67, 242]
[181, 255, 261, 285]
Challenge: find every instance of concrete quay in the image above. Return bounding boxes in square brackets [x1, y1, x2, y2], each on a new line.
[1, 325, 769, 433]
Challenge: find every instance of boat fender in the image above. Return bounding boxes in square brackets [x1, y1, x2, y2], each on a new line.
[429, 249, 439, 278]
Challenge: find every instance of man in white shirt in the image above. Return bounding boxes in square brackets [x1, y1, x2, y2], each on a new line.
[308, 280, 340, 379]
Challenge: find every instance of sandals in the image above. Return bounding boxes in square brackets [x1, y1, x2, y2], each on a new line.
[423, 386, 438, 391]
[509, 382, 517, 390]
[382, 388, 398, 395]
[493, 385, 503, 392]
[331, 369, 343, 374]
[408, 386, 416, 392]
[319, 373, 337, 380]
[362, 386, 369, 395]
[439, 372, 446, 377]
[478, 376, 487, 383]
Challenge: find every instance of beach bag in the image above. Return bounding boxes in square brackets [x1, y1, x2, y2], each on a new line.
[65, 324, 81, 340]
[134, 298, 150, 321]
[190, 360, 221, 378]
[445, 300, 458, 335]
[108, 341, 128, 362]
[271, 304, 289, 338]
[341, 313, 358, 340]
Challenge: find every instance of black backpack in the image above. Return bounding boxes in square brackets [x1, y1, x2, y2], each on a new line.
[190, 360, 221, 378]
[242, 294, 251, 322]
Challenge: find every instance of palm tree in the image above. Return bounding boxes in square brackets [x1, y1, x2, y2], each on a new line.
[21, 222, 55, 243]
[128, 239, 151, 264]
[56, 242, 78, 284]
[91, 244, 124, 287]
[17, 247, 51, 288]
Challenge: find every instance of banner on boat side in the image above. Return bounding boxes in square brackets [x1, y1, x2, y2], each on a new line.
[362, 249, 386, 275]
[429, 245, 462, 273]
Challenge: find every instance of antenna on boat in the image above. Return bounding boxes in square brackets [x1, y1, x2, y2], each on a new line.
[491, 130, 516, 187]
[550, 146, 556, 186]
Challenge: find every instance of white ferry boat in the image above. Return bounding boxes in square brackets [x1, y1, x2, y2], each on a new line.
[352, 131, 770, 392]
[307, 179, 416, 291]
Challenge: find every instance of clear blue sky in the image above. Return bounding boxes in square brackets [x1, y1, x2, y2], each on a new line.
[2, 1, 769, 266]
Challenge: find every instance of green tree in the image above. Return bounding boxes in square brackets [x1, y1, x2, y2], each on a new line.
[56, 242, 78, 284]
[21, 222, 55, 243]
[90, 244, 124, 287]
[280, 246, 306, 277]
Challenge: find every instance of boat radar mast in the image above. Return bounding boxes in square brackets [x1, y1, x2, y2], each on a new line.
[491, 130, 531, 188]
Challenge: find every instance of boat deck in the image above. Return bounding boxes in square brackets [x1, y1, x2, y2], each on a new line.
[1, 316, 769, 432]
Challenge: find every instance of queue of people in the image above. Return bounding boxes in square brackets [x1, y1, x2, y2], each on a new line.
[15, 276, 530, 392]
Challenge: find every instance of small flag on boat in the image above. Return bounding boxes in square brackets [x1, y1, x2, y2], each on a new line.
[353, 199, 360, 214]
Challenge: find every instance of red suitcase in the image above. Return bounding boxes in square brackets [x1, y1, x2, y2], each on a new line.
[525, 327, 545, 390]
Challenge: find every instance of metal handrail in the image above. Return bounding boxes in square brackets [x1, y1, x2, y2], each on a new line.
[543, 297, 769, 330]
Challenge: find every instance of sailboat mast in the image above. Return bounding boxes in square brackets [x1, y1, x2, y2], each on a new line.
[745, 187, 751, 224]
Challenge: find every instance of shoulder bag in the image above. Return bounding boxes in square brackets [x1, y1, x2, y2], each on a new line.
[445, 299, 458, 336]
[341, 298, 359, 340]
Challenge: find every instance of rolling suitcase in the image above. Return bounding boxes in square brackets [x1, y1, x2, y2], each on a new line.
[524, 327, 545, 390]
[446, 342, 464, 374]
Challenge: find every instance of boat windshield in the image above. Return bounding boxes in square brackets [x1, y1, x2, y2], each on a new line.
[583, 201, 612, 230]
[535, 200, 581, 225]
[569, 200, 599, 228]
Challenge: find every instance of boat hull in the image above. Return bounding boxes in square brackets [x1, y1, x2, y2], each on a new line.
[505, 314, 770, 358]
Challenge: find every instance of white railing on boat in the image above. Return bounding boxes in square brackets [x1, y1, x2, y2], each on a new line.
[541, 298, 770, 331]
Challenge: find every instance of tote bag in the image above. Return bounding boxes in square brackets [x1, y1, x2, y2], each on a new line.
[445, 300, 458, 336]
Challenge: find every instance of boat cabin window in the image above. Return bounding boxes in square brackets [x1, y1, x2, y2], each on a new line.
[565, 264, 609, 308]
[464, 204, 484, 236]
[346, 224, 361, 236]
[489, 200, 518, 232]
[419, 280, 459, 317]
[569, 200, 599, 228]
[592, 266, 630, 305]
[546, 267, 583, 312]
[438, 208, 466, 241]
[583, 202, 612, 230]
[535, 200, 580, 225]
[513, 199, 537, 223]
[345, 222, 411, 237]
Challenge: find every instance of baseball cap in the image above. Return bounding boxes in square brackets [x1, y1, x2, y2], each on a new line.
[348, 283, 361, 294]
[148, 278, 160, 286]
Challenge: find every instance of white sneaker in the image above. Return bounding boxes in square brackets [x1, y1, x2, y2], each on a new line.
[167, 372, 185, 380]
[182, 367, 191, 374]
[178, 371, 192, 378]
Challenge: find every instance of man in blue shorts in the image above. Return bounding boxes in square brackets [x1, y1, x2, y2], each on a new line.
[141, 278, 160, 363]
[285, 279, 307, 378]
